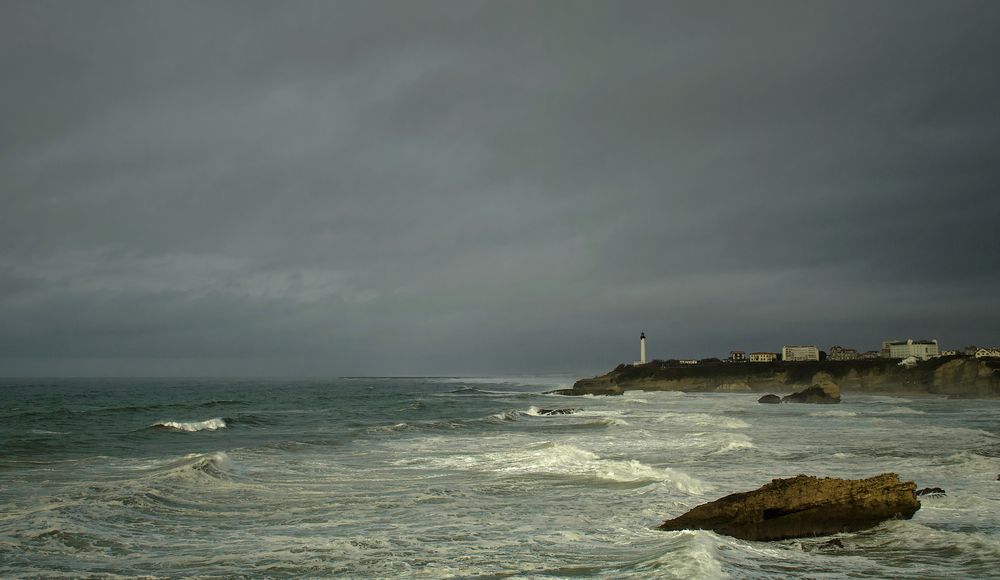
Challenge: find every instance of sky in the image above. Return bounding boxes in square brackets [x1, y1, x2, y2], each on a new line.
[2, 1, 999, 377]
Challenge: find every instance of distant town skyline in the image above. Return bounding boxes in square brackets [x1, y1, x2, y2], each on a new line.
[2, 1, 999, 377]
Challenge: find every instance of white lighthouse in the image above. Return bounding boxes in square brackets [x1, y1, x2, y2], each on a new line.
[639, 332, 647, 365]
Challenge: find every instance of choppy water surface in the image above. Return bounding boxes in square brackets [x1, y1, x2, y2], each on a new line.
[1, 377, 998, 578]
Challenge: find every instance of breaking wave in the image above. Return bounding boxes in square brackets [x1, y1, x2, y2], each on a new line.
[656, 412, 750, 429]
[712, 436, 756, 454]
[488, 410, 524, 422]
[423, 442, 709, 493]
[152, 417, 227, 432]
[185, 451, 233, 477]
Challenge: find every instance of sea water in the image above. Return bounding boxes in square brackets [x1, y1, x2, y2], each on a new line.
[1, 377, 998, 578]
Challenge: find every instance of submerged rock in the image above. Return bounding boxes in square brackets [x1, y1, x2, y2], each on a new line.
[812, 538, 845, 551]
[657, 473, 919, 541]
[758, 394, 781, 404]
[782, 384, 841, 404]
[535, 408, 580, 416]
[916, 487, 946, 497]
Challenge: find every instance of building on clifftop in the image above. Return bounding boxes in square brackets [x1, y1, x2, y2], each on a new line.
[881, 339, 939, 360]
[782, 345, 820, 362]
[828, 346, 860, 361]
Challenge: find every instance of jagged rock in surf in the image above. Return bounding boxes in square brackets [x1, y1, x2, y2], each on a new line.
[916, 487, 946, 496]
[781, 384, 841, 404]
[536, 408, 580, 416]
[810, 538, 845, 551]
[657, 473, 919, 541]
[757, 394, 781, 404]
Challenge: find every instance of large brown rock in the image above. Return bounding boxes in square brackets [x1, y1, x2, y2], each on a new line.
[658, 473, 919, 541]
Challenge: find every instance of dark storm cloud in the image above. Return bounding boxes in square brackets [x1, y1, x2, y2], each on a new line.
[2, 1, 999, 376]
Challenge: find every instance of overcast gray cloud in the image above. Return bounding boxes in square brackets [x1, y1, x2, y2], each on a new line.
[2, 0, 999, 376]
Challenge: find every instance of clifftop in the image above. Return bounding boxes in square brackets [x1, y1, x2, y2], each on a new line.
[556, 356, 1000, 397]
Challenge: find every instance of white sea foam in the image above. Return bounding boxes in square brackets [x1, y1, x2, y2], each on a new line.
[656, 412, 750, 429]
[188, 451, 233, 474]
[369, 422, 412, 433]
[421, 441, 708, 493]
[154, 417, 227, 432]
[871, 521, 1000, 564]
[573, 409, 626, 417]
[8, 380, 1000, 579]
[711, 436, 756, 454]
[490, 410, 524, 421]
[636, 530, 724, 578]
[880, 406, 926, 415]
[935, 451, 1000, 474]
[622, 391, 650, 404]
[810, 410, 858, 417]
[593, 417, 630, 427]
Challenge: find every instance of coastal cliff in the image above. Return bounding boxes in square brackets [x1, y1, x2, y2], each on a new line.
[557, 356, 1000, 397]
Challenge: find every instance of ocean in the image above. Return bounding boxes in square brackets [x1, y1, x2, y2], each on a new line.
[1, 377, 998, 578]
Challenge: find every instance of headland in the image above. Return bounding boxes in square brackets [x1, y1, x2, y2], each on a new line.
[554, 356, 1000, 397]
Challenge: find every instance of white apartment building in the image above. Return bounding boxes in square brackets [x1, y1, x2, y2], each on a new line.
[782, 345, 819, 362]
[975, 347, 1000, 358]
[881, 339, 939, 360]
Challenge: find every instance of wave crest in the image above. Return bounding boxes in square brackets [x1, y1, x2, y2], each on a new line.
[657, 412, 749, 429]
[153, 417, 227, 432]
[425, 442, 709, 493]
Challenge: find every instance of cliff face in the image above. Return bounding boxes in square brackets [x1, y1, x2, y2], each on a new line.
[563, 357, 1000, 397]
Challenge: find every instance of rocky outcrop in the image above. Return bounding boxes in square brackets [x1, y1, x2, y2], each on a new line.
[758, 394, 781, 404]
[535, 408, 580, 416]
[782, 383, 841, 404]
[556, 357, 1000, 398]
[916, 487, 946, 497]
[657, 473, 919, 541]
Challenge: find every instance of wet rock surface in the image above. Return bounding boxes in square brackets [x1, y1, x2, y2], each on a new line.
[781, 384, 841, 404]
[757, 394, 781, 404]
[658, 473, 919, 541]
[811, 538, 845, 551]
[535, 408, 580, 416]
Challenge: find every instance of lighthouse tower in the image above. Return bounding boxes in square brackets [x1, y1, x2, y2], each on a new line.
[639, 332, 647, 364]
